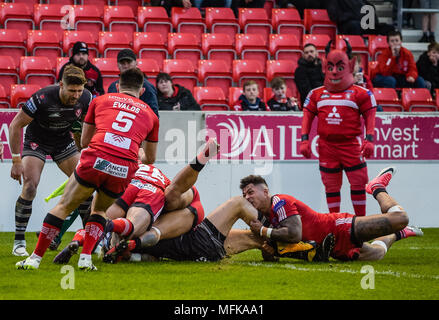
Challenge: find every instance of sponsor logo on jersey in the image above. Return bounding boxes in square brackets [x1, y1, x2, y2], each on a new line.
[326, 107, 343, 125]
[273, 199, 286, 213]
[321, 94, 330, 99]
[25, 97, 37, 114]
[93, 157, 128, 178]
[48, 112, 61, 118]
[104, 132, 131, 150]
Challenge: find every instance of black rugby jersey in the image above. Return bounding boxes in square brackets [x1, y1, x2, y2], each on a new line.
[22, 85, 92, 142]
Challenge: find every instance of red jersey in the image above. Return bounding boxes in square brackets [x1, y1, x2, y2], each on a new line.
[131, 164, 171, 192]
[303, 85, 376, 141]
[372, 46, 418, 80]
[84, 93, 159, 161]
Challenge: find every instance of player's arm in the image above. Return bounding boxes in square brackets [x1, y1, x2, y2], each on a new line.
[141, 140, 157, 164]
[359, 89, 377, 158]
[250, 215, 302, 243]
[81, 122, 95, 149]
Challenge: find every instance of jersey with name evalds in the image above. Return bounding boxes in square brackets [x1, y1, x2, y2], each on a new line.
[84, 93, 159, 161]
[303, 85, 376, 141]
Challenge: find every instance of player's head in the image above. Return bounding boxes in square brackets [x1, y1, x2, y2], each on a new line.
[117, 49, 137, 73]
[240, 175, 270, 211]
[118, 67, 145, 98]
[71, 41, 89, 68]
[59, 64, 86, 106]
[323, 40, 355, 92]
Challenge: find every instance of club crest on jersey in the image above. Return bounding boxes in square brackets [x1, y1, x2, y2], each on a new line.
[30, 142, 38, 150]
[326, 107, 343, 125]
[104, 132, 131, 150]
[75, 109, 82, 118]
[93, 157, 128, 178]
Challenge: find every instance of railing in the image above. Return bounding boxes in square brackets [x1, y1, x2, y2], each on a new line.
[396, 0, 439, 31]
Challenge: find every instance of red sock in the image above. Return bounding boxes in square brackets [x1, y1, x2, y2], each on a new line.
[34, 213, 64, 258]
[351, 189, 366, 216]
[72, 229, 86, 246]
[326, 192, 341, 213]
[112, 218, 134, 237]
[81, 215, 106, 255]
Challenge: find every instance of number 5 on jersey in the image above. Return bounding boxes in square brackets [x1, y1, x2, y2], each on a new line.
[112, 111, 136, 133]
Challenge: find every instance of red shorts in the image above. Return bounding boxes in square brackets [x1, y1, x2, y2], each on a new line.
[187, 186, 204, 228]
[330, 212, 362, 261]
[75, 148, 138, 198]
[318, 138, 365, 170]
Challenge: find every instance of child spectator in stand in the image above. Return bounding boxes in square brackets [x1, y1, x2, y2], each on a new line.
[416, 42, 439, 93]
[267, 77, 300, 111]
[233, 80, 269, 111]
[353, 54, 373, 90]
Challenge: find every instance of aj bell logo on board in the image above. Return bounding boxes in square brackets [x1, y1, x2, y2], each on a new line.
[326, 107, 343, 125]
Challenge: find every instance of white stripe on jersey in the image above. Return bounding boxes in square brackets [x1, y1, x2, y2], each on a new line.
[317, 99, 359, 110]
[335, 217, 353, 226]
[272, 196, 287, 222]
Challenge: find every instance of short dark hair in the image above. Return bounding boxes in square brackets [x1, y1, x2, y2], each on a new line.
[62, 64, 87, 86]
[270, 77, 286, 89]
[156, 72, 172, 84]
[428, 42, 439, 52]
[304, 43, 316, 50]
[240, 175, 268, 190]
[119, 67, 144, 91]
[387, 30, 402, 42]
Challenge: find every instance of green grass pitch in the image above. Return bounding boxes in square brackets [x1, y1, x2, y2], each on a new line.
[1, 230, 438, 300]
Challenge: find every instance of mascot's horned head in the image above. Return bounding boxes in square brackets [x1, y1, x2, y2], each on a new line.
[323, 39, 356, 93]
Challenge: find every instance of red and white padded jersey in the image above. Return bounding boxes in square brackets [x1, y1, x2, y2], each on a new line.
[303, 85, 376, 141]
[84, 93, 159, 161]
[131, 164, 171, 192]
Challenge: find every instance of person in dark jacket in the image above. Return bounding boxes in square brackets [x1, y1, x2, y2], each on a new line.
[416, 42, 439, 93]
[325, 0, 364, 35]
[156, 72, 200, 111]
[233, 80, 268, 111]
[277, 0, 324, 19]
[107, 49, 160, 118]
[58, 41, 104, 98]
[294, 43, 325, 105]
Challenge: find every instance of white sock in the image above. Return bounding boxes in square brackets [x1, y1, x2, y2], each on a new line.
[371, 240, 388, 253]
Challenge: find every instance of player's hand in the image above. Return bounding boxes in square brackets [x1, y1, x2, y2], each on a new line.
[361, 140, 374, 158]
[11, 161, 24, 185]
[300, 140, 311, 158]
[261, 241, 279, 262]
[249, 220, 263, 235]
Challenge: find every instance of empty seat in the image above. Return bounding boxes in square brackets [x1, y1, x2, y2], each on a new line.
[205, 7, 240, 40]
[27, 30, 63, 68]
[304, 9, 337, 41]
[232, 59, 267, 91]
[0, 55, 19, 97]
[198, 59, 233, 98]
[372, 88, 403, 112]
[136, 58, 161, 87]
[133, 32, 167, 68]
[92, 57, 119, 92]
[368, 61, 378, 79]
[163, 59, 198, 93]
[235, 34, 270, 67]
[193, 86, 229, 111]
[167, 33, 202, 69]
[104, 5, 138, 33]
[55, 57, 70, 79]
[138, 6, 172, 43]
[63, 30, 99, 58]
[1, 2, 35, 36]
[239, 8, 272, 41]
[271, 8, 304, 43]
[228, 86, 244, 109]
[402, 88, 437, 112]
[436, 89, 439, 109]
[202, 32, 236, 69]
[269, 33, 302, 64]
[34, 4, 67, 38]
[0, 29, 27, 67]
[20, 56, 56, 86]
[74, 5, 105, 35]
[0, 84, 10, 108]
[368, 35, 388, 60]
[266, 60, 298, 97]
[98, 31, 133, 58]
[171, 7, 206, 39]
[10, 84, 42, 108]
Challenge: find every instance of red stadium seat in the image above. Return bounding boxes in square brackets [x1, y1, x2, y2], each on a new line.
[228, 86, 244, 109]
[0, 29, 27, 67]
[55, 57, 69, 79]
[336, 34, 369, 72]
[20, 56, 56, 86]
[198, 59, 233, 99]
[194, 86, 229, 111]
[368, 35, 388, 60]
[168, 33, 202, 69]
[133, 32, 167, 68]
[98, 31, 133, 58]
[1, 2, 35, 37]
[235, 34, 270, 68]
[436, 89, 439, 109]
[304, 9, 337, 41]
[303, 34, 332, 60]
[138, 6, 172, 43]
[0, 55, 19, 97]
[266, 60, 298, 97]
[81, 0, 109, 5]
[136, 58, 161, 87]
[269, 34, 302, 64]
[171, 7, 206, 39]
[238, 8, 272, 42]
[10, 84, 42, 108]
[34, 4, 67, 38]
[63, 30, 99, 58]
[372, 88, 403, 112]
[117, 0, 141, 16]
[92, 57, 119, 92]
[104, 5, 138, 33]
[0, 84, 10, 108]
[271, 8, 304, 44]
[27, 30, 63, 68]
[163, 59, 198, 93]
[232, 59, 267, 91]
[205, 7, 240, 40]
[73, 5, 105, 35]
[402, 88, 437, 112]
[202, 33, 236, 69]
[368, 61, 378, 79]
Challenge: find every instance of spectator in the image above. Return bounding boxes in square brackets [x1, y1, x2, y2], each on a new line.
[277, 0, 324, 19]
[372, 30, 427, 89]
[231, 0, 266, 18]
[326, 0, 364, 35]
[156, 72, 200, 111]
[419, 0, 437, 43]
[294, 43, 324, 106]
[416, 42, 439, 92]
[267, 77, 299, 111]
[58, 41, 104, 98]
[353, 54, 373, 90]
[233, 80, 268, 111]
[107, 49, 159, 118]
[194, 0, 232, 8]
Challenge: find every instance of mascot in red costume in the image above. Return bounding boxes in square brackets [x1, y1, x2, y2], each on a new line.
[300, 40, 377, 216]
